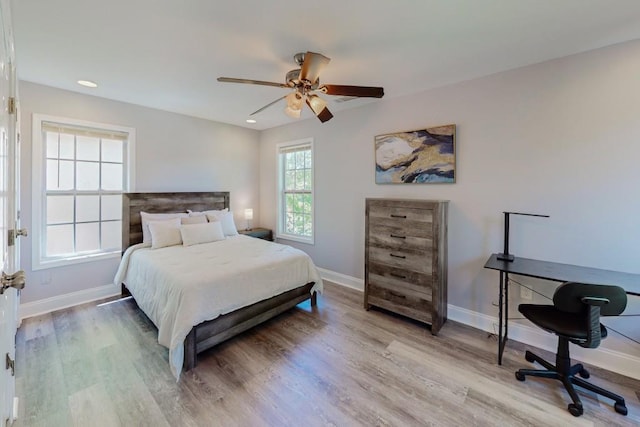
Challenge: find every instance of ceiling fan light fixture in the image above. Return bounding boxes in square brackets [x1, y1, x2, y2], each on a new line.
[306, 94, 326, 113]
[284, 105, 301, 119]
[285, 91, 303, 110]
[306, 94, 333, 123]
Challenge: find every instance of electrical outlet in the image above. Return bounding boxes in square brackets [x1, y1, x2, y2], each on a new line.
[520, 286, 533, 300]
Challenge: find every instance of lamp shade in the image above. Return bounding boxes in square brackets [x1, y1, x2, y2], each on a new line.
[244, 208, 254, 220]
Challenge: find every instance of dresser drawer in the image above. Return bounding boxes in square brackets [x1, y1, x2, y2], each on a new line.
[368, 227, 432, 251]
[367, 284, 433, 324]
[368, 215, 433, 240]
[368, 205, 433, 223]
[368, 246, 432, 273]
[368, 262, 433, 293]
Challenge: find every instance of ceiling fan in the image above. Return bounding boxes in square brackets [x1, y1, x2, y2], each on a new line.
[217, 51, 384, 123]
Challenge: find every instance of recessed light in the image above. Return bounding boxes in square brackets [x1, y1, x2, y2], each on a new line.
[246, 119, 256, 124]
[77, 80, 98, 88]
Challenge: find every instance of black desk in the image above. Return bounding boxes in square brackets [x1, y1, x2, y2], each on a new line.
[484, 253, 640, 365]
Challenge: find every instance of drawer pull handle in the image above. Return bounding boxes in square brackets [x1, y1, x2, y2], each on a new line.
[389, 253, 406, 259]
[390, 234, 406, 239]
[388, 290, 405, 299]
[390, 214, 407, 219]
[390, 273, 407, 279]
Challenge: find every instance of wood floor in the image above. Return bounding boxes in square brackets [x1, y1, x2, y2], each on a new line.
[14, 282, 640, 426]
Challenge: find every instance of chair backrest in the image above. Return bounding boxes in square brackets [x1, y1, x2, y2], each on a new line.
[553, 282, 627, 316]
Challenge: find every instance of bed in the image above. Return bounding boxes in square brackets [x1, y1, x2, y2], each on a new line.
[114, 191, 322, 379]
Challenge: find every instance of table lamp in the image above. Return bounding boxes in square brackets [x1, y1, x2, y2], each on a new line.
[244, 208, 253, 231]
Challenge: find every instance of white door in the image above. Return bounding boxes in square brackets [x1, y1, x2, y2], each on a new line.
[0, 0, 23, 424]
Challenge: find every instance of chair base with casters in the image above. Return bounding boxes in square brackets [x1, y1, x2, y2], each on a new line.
[515, 338, 627, 417]
[515, 282, 629, 418]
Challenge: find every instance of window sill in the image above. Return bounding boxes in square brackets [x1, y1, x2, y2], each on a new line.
[275, 233, 314, 245]
[33, 250, 121, 271]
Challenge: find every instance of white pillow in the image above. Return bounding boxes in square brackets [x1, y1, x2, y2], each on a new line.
[148, 218, 182, 249]
[205, 211, 239, 236]
[140, 211, 188, 243]
[187, 208, 228, 217]
[180, 221, 226, 246]
[181, 215, 207, 225]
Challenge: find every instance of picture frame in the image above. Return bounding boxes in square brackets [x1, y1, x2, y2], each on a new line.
[375, 124, 456, 184]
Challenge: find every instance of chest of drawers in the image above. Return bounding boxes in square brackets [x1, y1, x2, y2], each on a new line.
[364, 198, 448, 335]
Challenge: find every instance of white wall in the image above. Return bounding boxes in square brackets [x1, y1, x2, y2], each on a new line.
[19, 82, 260, 304]
[260, 40, 640, 353]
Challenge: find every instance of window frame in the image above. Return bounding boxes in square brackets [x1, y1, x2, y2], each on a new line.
[31, 114, 136, 270]
[275, 138, 315, 245]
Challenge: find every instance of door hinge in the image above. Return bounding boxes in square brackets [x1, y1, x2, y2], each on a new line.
[7, 228, 27, 247]
[5, 353, 14, 376]
[8, 97, 15, 115]
[0, 271, 25, 294]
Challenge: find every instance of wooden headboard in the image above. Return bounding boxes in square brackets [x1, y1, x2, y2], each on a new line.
[122, 191, 230, 249]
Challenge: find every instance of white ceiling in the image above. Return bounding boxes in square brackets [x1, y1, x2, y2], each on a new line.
[12, 0, 640, 130]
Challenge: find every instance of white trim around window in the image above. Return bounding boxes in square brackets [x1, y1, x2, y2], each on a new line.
[275, 138, 314, 245]
[31, 114, 136, 270]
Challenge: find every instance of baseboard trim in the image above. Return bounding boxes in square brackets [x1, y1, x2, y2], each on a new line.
[319, 268, 640, 381]
[19, 283, 120, 320]
[317, 267, 364, 292]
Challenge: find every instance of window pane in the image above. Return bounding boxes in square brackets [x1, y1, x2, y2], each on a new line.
[76, 136, 100, 161]
[76, 161, 99, 190]
[305, 150, 312, 168]
[46, 159, 75, 191]
[102, 163, 123, 191]
[285, 212, 295, 234]
[101, 195, 121, 221]
[102, 139, 123, 163]
[303, 215, 312, 236]
[76, 195, 99, 222]
[284, 171, 295, 191]
[304, 170, 312, 191]
[302, 194, 311, 213]
[46, 224, 74, 256]
[296, 151, 304, 168]
[285, 153, 295, 171]
[295, 170, 305, 190]
[59, 133, 75, 159]
[45, 132, 59, 158]
[101, 221, 121, 250]
[47, 195, 74, 224]
[76, 222, 100, 252]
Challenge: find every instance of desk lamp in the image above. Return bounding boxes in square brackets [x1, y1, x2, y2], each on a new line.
[497, 211, 549, 262]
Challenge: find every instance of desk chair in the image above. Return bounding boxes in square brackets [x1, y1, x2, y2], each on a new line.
[515, 282, 628, 417]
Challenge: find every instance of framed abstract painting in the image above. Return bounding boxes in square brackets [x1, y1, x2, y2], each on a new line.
[375, 124, 456, 184]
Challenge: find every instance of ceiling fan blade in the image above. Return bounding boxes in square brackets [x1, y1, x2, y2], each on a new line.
[250, 95, 287, 116]
[318, 84, 384, 98]
[306, 94, 333, 123]
[218, 77, 290, 89]
[299, 52, 330, 84]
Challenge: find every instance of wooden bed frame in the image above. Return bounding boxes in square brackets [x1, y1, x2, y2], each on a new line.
[121, 191, 317, 371]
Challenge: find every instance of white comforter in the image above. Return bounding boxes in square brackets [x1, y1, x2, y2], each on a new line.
[113, 235, 322, 379]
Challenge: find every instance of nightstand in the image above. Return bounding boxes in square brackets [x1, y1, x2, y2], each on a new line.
[238, 227, 273, 241]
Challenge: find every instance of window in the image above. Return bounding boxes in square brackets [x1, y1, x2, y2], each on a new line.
[32, 114, 135, 270]
[276, 138, 314, 244]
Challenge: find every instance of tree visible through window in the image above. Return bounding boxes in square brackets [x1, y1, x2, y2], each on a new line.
[277, 139, 313, 243]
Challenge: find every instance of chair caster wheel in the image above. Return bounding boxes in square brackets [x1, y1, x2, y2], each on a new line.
[614, 402, 628, 416]
[568, 403, 583, 417]
[578, 368, 590, 379]
[525, 351, 535, 363]
[515, 371, 525, 382]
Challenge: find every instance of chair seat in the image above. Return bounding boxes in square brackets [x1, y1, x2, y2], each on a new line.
[519, 304, 607, 343]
